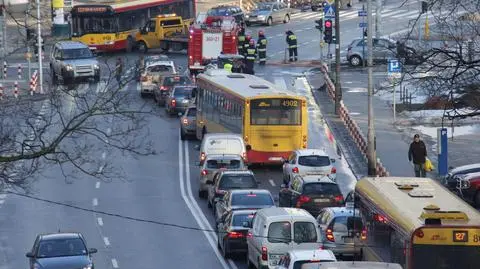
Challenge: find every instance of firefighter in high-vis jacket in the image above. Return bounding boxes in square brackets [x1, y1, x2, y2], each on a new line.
[237, 26, 246, 56]
[243, 34, 252, 56]
[286, 30, 298, 62]
[245, 39, 257, 75]
[256, 30, 267, 65]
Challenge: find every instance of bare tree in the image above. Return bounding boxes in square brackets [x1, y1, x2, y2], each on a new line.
[394, 0, 480, 120]
[0, 58, 154, 192]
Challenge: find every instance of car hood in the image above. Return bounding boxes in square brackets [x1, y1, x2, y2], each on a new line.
[63, 58, 98, 66]
[37, 255, 91, 269]
[248, 10, 270, 16]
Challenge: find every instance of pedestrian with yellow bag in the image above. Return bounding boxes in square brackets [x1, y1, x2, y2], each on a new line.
[408, 134, 428, 177]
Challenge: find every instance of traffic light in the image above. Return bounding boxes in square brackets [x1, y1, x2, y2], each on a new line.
[421, 1, 428, 14]
[315, 19, 323, 31]
[323, 19, 333, 43]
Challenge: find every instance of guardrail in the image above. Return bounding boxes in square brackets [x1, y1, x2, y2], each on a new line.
[319, 62, 390, 177]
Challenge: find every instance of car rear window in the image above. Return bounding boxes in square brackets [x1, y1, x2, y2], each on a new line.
[231, 193, 274, 207]
[219, 175, 257, 189]
[298, 155, 331, 167]
[173, 88, 193, 97]
[332, 216, 364, 232]
[268, 221, 292, 243]
[147, 65, 173, 72]
[302, 183, 341, 196]
[186, 108, 196, 117]
[294, 222, 317, 243]
[206, 159, 241, 169]
[232, 213, 255, 226]
[205, 138, 244, 155]
[164, 76, 191, 86]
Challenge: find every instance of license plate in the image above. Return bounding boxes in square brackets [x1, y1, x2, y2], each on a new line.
[315, 198, 329, 202]
[269, 157, 283, 161]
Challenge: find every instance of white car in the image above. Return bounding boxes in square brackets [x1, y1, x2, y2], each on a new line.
[283, 149, 336, 184]
[140, 60, 177, 97]
[275, 249, 337, 269]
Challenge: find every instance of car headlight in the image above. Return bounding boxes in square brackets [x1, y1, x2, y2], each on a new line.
[94, 64, 100, 69]
[83, 265, 92, 269]
[245, 15, 250, 18]
[65, 65, 73, 71]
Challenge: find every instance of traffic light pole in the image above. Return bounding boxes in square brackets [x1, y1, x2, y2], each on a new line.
[334, 0, 341, 115]
[367, 0, 377, 176]
[36, 0, 44, 94]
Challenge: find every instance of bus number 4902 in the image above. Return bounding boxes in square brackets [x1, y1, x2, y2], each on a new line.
[474, 234, 480, 242]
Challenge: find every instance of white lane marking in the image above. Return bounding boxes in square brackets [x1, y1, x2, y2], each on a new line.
[106, 128, 112, 135]
[269, 179, 276, 187]
[95, 181, 101, 189]
[101, 152, 106, 159]
[92, 198, 98, 206]
[228, 259, 239, 269]
[274, 76, 288, 91]
[103, 237, 110, 246]
[177, 140, 230, 269]
[97, 165, 104, 173]
[97, 217, 104, 226]
[111, 259, 119, 268]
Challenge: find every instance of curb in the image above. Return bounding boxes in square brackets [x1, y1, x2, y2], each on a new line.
[266, 60, 323, 67]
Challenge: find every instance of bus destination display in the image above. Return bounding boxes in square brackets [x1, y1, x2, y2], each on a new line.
[251, 99, 299, 109]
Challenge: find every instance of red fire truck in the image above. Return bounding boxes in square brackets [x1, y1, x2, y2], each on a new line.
[188, 15, 239, 75]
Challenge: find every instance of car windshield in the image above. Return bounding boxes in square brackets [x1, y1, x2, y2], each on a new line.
[61, 48, 93, 59]
[163, 76, 191, 86]
[219, 175, 257, 189]
[298, 155, 331, 167]
[302, 183, 341, 196]
[332, 216, 364, 232]
[37, 238, 87, 258]
[146, 65, 173, 73]
[206, 159, 241, 169]
[232, 213, 255, 226]
[173, 88, 193, 97]
[294, 221, 318, 243]
[231, 193, 274, 207]
[256, 4, 272, 11]
[186, 108, 196, 117]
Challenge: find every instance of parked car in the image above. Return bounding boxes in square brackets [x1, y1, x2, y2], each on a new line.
[215, 189, 275, 224]
[140, 60, 177, 98]
[245, 2, 291, 26]
[137, 54, 169, 81]
[317, 206, 367, 259]
[196, 133, 247, 165]
[301, 262, 403, 269]
[216, 209, 256, 257]
[443, 163, 480, 192]
[283, 149, 337, 184]
[165, 85, 196, 116]
[346, 38, 396, 67]
[26, 232, 97, 269]
[50, 41, 100, 84]
[206, 169, 258, 212]
[197, 154, 247, 198]
[246, 207, 324, 269]
[275, 249, 337, 269]
[279, 175, 344, 217]
[454, 171, 480, 207]
[154, 74, 192, 106]
[207, 5, 245, 24]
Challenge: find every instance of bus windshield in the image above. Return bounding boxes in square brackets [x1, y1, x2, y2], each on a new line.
[412, 244, 479, 269]
[72, 16, 117, 36]
[250, 98, 301, 125]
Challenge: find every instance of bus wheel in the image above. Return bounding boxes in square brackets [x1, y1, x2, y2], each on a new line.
[126, 37, 134, 53]
[138, 41, 148, 53]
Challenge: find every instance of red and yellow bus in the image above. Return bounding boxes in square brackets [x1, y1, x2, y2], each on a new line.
[195, 69, 308, 164]
[70, 0, 195, 52]
[354, 177, 480, 269]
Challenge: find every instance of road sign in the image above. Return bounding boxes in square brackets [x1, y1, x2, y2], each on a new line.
[359, 22, 367, 28]
[358, 10, 367, 17]
[324, 5, 335, 19]
[325, 0, 335, 5]
[388, 59, 402, 78]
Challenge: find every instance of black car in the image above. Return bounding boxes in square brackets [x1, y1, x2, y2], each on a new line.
[214, 189, 275, 223]
[207, 5, 245, 24]
[154, 74, 192, 106]
[26, 232, 97, 269]
[217, 209, 256, 257]
[279, 175, 344, 217]
[165, 85, 196, 115]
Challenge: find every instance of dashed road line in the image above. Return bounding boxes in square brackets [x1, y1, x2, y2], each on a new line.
[95, 181, 101, 189]
[269, 179, 276, 187]
[101, 152, 106, 159]
[103, 237, 110, 246]
[111, 259, 119, 268]
[92, 198, 98, 206]
[97, 217, 104, 226]
[106, 128, 112, 135]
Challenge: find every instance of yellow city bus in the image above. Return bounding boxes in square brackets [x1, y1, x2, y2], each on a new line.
[354, 177, 480, 269]
[195, 69, 308, 164]
[70, 0, 195, 52]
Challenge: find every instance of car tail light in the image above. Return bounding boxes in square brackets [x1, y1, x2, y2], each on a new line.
[361, 228, 367, 240]
[296, 195, 311, 207]
[200, 152, 206, 161]
[331, 167, 337, 174]
[292, 167, 299, 173]
[227, 231, 244, 239]
[326, 228, 335, 242]
[334, 195, 344, 203]
[182, 118, 189, 125]
[261, 246, 268, 261]
[160, 86, 166, 91]
[171, 99, 176, 107]
[201, 169, 208, 176]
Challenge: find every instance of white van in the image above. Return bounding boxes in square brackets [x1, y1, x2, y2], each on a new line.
[300, 262, 403, 269]
[197, 133, 247, 164]
[246, 208, 323, 269]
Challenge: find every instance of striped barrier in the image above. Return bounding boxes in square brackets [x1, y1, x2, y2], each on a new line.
[30, 70, 38, 95]
[319, 63, 390, 177]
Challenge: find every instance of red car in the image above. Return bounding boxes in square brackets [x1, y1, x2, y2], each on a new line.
[457, 172, 480, 208]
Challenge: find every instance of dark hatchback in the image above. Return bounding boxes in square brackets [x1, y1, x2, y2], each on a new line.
[154, 74, 192, 106]
[26, 232, 97, 269]
[217, 209, 256, 257]
[215, 189, 275, 222]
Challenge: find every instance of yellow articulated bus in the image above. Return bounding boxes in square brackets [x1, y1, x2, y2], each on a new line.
[195, 69, 308, 164]
[353, 177, 480, 269]
[70, 0, 195, 52]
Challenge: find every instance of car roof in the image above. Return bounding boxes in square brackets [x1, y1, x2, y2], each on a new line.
[294, 149, 328, 156]
[289, 249, 336, 261]
[450, 163, 480, 174]
[463, 171, 480, 179]
[204, 133, 243, 139]
[299, 175, 336, 184]
[220, 169, 253, 175]
[56, 41, 89, 50]
[145, 55, 169, 60]
[205, 154, 243, 160]
[40, 233, 81, 240]
[146, 61, 174, 67]
[231, 209, 257, 215]
[229, 189, 271, 195]
[173, 85, 195, 90]
[257, 207, 314, 219]
[323, 206, 361, 217]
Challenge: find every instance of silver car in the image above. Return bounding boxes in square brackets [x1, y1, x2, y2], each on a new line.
[180, 106, 197, 140]
[245, 2, 291, 26]
[346, 38, 397, 67]
[50, 41, 100, 84]
[165, 85, 196, 116]
[197, 154, 247, 198]
[316, 206, 366, 259]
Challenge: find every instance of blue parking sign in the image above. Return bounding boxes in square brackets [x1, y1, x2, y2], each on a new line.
[388, 59, 401, 73]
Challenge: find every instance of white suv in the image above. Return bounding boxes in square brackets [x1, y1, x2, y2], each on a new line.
[283, 149, 336, 184]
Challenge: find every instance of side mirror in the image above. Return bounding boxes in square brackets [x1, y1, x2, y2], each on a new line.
[194, 145, 200, 151]
[88, 248, 98, 254]
[26, 252, 34, 258]
[330, 158, 336, 163]
[448, 166, 454, 170]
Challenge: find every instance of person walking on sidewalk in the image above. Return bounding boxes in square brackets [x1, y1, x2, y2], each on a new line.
[408, 134, 427, 177]
[285, 30, 298, 62]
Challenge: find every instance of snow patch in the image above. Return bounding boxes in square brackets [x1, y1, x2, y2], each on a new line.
[412, 124, 480, 139]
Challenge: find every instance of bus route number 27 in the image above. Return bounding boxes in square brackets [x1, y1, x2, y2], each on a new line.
[282, 100, 298, 107]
